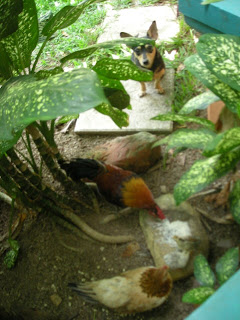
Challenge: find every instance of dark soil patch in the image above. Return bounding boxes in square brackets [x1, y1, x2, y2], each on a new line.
[0, 124, 240, 320]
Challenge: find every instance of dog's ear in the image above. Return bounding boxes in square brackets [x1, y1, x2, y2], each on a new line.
[120, 32, 133, 38]
[147, 21, 158, 40]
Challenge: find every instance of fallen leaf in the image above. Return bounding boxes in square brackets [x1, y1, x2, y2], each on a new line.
[122, 242, 140, 258]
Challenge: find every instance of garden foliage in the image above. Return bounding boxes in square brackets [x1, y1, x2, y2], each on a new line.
[154, 33, 240, 224]
[182, 248, 239, 305]
[0, 0, 154, 157]
[0, 0, 154, 267]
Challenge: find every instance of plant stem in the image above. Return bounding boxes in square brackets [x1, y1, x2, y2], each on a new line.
[27, 123, 99, 211]
[31, 36, 50, 73]
[0, 153, 131, 244]
[8, 197, 16, 240]
[13, 33, 26, 75]
[0, 191, 12, 206]
[0, 158, 40, 211]
[7, 148, 91, 212]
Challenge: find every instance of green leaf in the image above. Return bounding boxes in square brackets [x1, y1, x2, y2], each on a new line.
[9, 239, 20, 251]
[174, 147, 240, 205]
[0, 0, 38, 72]
[0, 0, 23, 40]
[216, 247, 239, 285]
[179, 91, 220, 115]
[0, 44, 13, 81]
[203, 128, 240, 156]
[56, 114, 78, 125]
[35, 66, 64, 80]
[194, 254, 216, 287]
[104, 87, 130, 110]
[93, 59, 153, 81]
[153, 128, 216, 150]
[197, 34, 240, 91]
[42, 0, 106, 38]
[0, 69, 108, 142]
[95, 103, 129, 128]
[151, 113, 215, 130]
[229, 180, 240, 224]
[182, 287, 215, 304]
[201, 0, 224, 4]
[99, 75, 130, 110]
[0, 130, 22, 158]
[60, 37, 155, 64]
[185, 54, 240, 114]
[4, 249, 19, 269]
[4, 239, 20, 269]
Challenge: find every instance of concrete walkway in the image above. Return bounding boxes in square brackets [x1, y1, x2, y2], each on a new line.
[75, 4, 179, 134]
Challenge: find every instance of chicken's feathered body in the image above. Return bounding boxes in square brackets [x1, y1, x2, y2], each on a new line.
[59, 158, 165, 219]
[68, 266, 172, 313]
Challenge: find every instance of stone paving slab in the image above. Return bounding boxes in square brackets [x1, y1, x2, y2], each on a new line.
[98, 5, 179, 42]
[75, 5, 179, 134]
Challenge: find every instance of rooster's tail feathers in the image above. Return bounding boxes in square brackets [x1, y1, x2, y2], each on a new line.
[68, 282, 99, 304]
[58, 158, 106, 181]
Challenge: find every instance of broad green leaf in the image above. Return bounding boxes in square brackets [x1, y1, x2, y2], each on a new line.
[185, 54, 240, 114]
[60, 37, 155, 64]
[229, 180, 240, 224]
[153, 128, 216, 150]
[93, 59, 153, 81]
[201, 0, 224, 4]
[0, 69, 108, 142]
[99, 75, 130, 110]
[104, 87, 130, 110]
[95, 103, 129, 128]
[0, 44, 12, 81]
[0, 0, 38, 72]
[0, 0, 23, 40]
[216, 247, 239, 285]
[98, 74, 127, 91]
[35, 66, 64, 80]
[203, 128, 240, 156]
[194, 254, 215, 287]
[0, 131, 22, 158]
[182, 287, 215, 304]
[42, 0, 106, 38]
[179, 91, 220, 115]
[174, 147, 240, 205]
[152, 113, 215, 130]
[197, 34, 240, 91]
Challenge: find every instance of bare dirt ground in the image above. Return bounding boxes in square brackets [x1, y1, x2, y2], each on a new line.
[0, 120, 240, 320]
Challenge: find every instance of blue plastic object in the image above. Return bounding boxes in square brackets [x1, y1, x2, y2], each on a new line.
[185, 269, 240, 320]
[179, 0, 240, 35]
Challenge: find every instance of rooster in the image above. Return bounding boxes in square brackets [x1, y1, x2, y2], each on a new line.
[58, 158, 165, 219]
[68, 265, 172, 313]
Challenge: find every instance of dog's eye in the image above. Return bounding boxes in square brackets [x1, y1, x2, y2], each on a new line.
[146, 45, 153, 53]
[135, 47, 141, 56]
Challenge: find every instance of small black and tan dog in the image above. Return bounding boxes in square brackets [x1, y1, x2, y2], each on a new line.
[120, 21, 165, 97]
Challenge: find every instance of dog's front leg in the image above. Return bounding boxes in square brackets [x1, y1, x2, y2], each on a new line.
[154, 68, 165, 94]
[140, 82, 147, 97]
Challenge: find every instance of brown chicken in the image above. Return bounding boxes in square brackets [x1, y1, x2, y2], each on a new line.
[59, 158, 165, 219]
[68, 265, 172, 313]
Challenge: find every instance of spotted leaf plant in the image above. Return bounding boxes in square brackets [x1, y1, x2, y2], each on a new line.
[0, 0, 155, 263]
[153, 33, 240, 224]
[182, 248, 239, 305]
